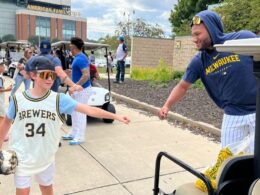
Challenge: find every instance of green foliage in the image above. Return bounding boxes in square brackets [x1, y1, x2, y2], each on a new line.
[169, 0, 221, 35]
[28, 35, 45, 46]
[215, 0, 260, 34]
[131, 59, 173, 86]
[131, 66, 156, 80]
[51, 38, 60, 43]
[131, 62, 204, 89]
[152, 59, 173, 83]
[2, 34, 16, 42]
[172, 70, 185, 80]
[98, 35, 118, 52]
[193, 79, 204, 89]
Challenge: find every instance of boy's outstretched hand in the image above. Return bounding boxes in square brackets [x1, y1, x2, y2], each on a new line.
[116, 115, 130, 124]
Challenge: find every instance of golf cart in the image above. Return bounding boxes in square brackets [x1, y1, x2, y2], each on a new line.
[52, 41, 115, 124]
[153, 38, 260, 195]
[0, 41, 30, 78]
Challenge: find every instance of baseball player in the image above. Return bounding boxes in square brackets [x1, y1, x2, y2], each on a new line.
[158, 10, 258, 153]
[62, 37, 92, 145]
[0, 56, 130, 195]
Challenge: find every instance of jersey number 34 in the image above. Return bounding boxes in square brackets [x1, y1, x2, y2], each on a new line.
[25, 123, 46, 137]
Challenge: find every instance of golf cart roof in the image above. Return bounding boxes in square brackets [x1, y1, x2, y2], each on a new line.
[52, 41, 109, 50]
[0, 41, 30, 49]
[215, 38, 260, 60]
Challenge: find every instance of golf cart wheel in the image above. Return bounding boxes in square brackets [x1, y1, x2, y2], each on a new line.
[66, 114, 72, 126]
[9, 68, 15, 78]
[102, 103, 116, 123]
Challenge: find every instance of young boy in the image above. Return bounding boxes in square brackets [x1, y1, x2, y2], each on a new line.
[0, 62, 12, 141]
[0, 56, 130, 195]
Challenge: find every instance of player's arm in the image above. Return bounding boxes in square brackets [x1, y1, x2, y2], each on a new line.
[76, 67, 90, 86]
[0, 85, 12, 93]
[0, 116, 12, 149]
[55, 66, 82, 91]
[75, 103, 130, 124]
[158, 79, 192, 120]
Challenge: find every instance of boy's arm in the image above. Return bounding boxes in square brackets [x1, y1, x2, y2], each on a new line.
[75, 103, 130, 124]
[0, 85, 12, 93]
[0, 116, 13, 149]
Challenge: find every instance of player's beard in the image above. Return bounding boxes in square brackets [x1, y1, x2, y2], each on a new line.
[200, 36, 213, 50]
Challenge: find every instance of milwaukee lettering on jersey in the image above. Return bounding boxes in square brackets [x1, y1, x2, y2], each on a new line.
[205, 55, 240, 75]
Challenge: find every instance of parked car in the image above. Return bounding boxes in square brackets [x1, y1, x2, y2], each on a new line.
[95, 59, 106, 67]
[125, 56, 131, 67]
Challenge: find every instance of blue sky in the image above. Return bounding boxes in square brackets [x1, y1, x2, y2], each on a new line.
[71, 0, 178, 40]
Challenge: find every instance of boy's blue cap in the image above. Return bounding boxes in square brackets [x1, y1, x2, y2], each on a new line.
[25, 56, 55, 72]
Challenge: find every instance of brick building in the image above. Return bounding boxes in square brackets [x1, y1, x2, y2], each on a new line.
[0, 0, 87, 41]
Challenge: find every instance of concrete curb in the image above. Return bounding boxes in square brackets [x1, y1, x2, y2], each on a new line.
[111, 92, 221, 136]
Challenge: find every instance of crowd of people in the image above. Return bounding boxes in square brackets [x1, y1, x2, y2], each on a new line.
[0, 36, 130, 195]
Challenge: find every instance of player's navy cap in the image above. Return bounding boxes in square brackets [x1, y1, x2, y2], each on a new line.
[40, 40, 51, 54]
[25, 56, 55, 72]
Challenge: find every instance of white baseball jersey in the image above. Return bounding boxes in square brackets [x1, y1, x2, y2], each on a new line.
[9, 91, 64, 176]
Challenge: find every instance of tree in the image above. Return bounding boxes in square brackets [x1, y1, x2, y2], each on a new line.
[2, 34, 16, 42]
[115, 18, 165, 39]
[215, 0, 260, 34]
[28, 35, 46, 46]
[98, 35, 118, 52]
[169, 0, 221, 36]
[51, 38, 60, 43]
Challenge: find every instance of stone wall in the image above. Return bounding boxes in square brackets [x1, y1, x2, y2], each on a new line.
[172, 36, 198, 71]
[131, 36, 197, 71]
[131, 37, 174, 67]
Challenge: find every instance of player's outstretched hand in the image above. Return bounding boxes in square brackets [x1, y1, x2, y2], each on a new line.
[158, 106, 169, 120]
[116, 115, 130, 124]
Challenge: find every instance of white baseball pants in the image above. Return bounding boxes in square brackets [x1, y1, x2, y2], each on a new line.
[70, 87, 92, 141]
[221, 113, 255, 154]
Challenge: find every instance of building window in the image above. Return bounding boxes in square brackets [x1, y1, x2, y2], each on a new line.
[62, 20, 75, 40]
[36, 16, 50, 39]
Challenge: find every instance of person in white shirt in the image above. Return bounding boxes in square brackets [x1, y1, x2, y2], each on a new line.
[114, 35, 128, 83]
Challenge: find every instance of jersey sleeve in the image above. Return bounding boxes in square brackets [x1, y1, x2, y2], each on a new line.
[123, 43, 128, 52]
[0, 78, 3, 88]
[59, 93, 78, 115]
[53, 56, 62, 67]
[183, 54, 202, 84]
[6, 96, 16, 120]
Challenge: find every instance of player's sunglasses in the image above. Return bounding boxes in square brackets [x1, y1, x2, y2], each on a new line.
[191, 16, 202, 26]
[37, 71, 57, 80]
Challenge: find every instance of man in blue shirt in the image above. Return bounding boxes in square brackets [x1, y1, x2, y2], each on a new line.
[159, 10, 258, 153]
[62, 37, 92, 145]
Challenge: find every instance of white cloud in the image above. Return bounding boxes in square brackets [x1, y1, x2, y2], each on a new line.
[71, 0, 176, 40]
